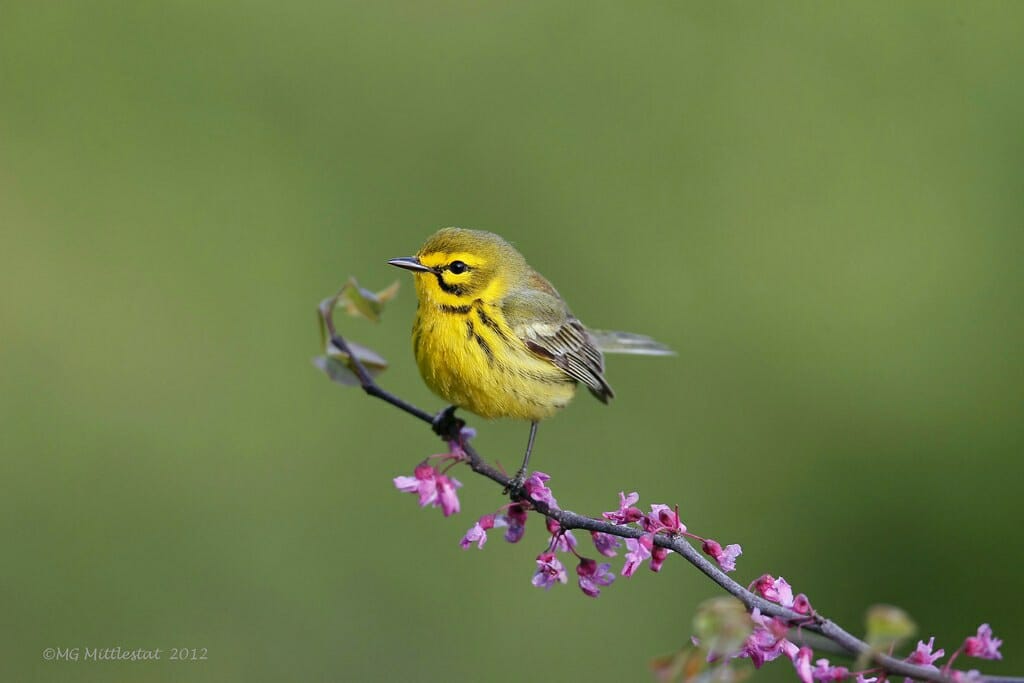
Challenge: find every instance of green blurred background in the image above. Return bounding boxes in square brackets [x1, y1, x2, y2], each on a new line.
[2, 2, 1022, 681]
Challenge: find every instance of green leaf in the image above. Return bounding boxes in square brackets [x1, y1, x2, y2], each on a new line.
[313, 327, 389, 386]
[334, 276, 400, 323]
[313, 337, 389, 386]
[692, 597, 752, 660]
[858, 604, 916, 669]
[314, 276, 397, 386]
[375, 279, 400, 305]
[312, 356, 361, 386]
[326, 338, 387, 370]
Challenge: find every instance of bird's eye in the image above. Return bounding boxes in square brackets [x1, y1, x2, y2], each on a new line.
[448, 260, 468, 274]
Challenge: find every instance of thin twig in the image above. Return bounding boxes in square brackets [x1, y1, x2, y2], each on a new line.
[322, 306, 1018, 683]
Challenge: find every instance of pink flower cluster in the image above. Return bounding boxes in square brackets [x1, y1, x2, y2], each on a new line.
[703, 579, 855, 683]
[708, 576, 1003, 683]
[451, 483, 743, 596]
[453, 472, 555, 550]
[457, 473, 619, 597]
[529, 477, 616, 597]
[963, 624, 1003, 661]
[750, 574, 813, 615]
[393, 463, 462, 516]
[393, 459, 1006, 683]
[392, 439, 471, 516]
[603, 491, 743, 577]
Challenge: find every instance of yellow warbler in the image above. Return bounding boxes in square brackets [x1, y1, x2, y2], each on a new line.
[389, 228, 672, 489]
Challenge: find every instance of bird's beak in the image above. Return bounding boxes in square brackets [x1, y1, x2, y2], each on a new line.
[387, 256, 434, 273]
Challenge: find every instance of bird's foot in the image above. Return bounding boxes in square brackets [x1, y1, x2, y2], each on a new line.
[503, 468, 527, 499]
[431, 405, 465, 442]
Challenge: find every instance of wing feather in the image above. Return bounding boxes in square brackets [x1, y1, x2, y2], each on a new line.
[501, 274, 614, 403]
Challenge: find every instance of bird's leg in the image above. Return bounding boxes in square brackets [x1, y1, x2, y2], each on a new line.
[505, 421, 539, 496]
[431, 405, 465, 442]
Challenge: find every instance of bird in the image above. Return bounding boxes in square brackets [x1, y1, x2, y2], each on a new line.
[388, 227, 673, 492]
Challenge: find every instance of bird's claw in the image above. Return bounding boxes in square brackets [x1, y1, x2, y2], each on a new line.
[503, 469, 527, 499]
[431, 405, 465, 442]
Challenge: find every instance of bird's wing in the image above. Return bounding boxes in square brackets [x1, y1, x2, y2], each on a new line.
[500, 272, 614, 403]
[588, 329, 675, 356]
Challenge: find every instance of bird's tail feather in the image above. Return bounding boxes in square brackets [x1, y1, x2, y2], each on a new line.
[590, 330, 675, 356]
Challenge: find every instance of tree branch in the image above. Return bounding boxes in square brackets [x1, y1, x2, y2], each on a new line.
[321, 305, 1017, 683]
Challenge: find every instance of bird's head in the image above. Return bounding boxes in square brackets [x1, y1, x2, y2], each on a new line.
[388, 228, 527, 307]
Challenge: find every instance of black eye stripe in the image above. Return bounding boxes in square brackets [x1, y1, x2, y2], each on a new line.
[433, 271, 467, 296]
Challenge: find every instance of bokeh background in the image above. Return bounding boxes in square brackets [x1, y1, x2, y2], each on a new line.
[2, 2, 1022, 682]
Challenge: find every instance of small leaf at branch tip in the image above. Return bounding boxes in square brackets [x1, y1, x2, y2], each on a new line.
[323, 339, 389, 377]
[375, 279, 400, 304]
[333, 276, 401, 322]
[691, 597, 753, 667]
[864, 604, 916, 649]
[858, 603, 917, 670]
[313, 356, 360, 386]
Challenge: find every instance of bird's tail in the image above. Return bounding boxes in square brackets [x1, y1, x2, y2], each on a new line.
[589, 330, 675, 356]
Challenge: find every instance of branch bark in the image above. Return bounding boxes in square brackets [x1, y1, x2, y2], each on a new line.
[320, 303, 1017, 683]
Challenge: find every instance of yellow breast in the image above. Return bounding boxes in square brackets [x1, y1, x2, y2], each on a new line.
[413, 302, 577, 421]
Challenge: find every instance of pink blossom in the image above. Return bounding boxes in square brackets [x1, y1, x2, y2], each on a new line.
[906, 637, 945, 667]
[498, 503, 528, 543]
[622, 534, 654, 577]
[750, 607, 790, 640]
[791, 647, 814, 683]
[750, 574, 773, 596]
[393, 464, 462, 515]
[811, 658, 849, 682]
[735, 609, 800, 670]
[523, 471, 558, 509]
[963, 624, 1002, 660]
[642, 504, 686, 534]
[576, 557, 616, 597]
[591, 531, 621, 557]
[393, 464, 439, 506]
[435, 473, 461, 516]
[531, 552, 567, 590]
[702, 539, 743, 573]
[545, 517, 577, 552]
[792, 593, 813, 615]
[603, 491, 643, 524]
[459, 514, 495, 550]
[950, 671, 983, 683]
[856, 675, 878, 683]
[751, 574, 795, 608]
[650, 545, 671, 572]
[739, 626, 790, 668]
